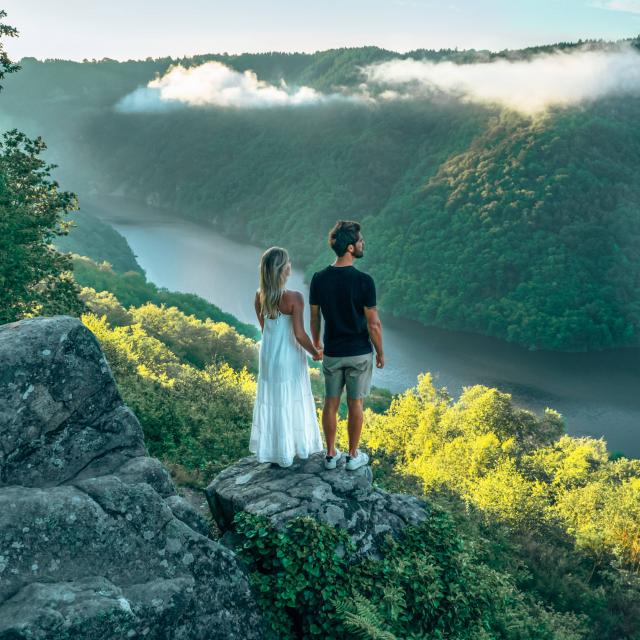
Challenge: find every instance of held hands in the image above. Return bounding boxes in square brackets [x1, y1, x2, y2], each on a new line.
[312, 343, 324, 361]
[376, 352, 385, 369]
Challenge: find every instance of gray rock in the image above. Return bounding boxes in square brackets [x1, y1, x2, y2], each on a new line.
[114, 455, 176, 498]
[0, 315, 145, 487]
[165, 494, 211, 538]
[206, 453, 429, 559]
[0, 316, 263, 639]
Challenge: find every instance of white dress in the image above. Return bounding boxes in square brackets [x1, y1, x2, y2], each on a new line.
[249, 307, 324, 467]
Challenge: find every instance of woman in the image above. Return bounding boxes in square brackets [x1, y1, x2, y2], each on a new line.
[250, 247, 324, 467]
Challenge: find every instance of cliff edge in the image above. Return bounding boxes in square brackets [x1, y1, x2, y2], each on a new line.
[206, 453, 429, 558]
[0, 315, 263, 640]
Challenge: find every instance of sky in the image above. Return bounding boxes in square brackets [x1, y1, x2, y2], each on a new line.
[0, 0, 638, 61]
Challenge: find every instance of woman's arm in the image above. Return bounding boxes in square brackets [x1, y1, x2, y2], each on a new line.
[291, 292, 322, 360]
[310, 304, 322, 351]
[254, 290, 264, 332]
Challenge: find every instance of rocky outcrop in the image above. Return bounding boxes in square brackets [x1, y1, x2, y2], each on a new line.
[206, 454, 429, 558]
[0, 316, 263, 639]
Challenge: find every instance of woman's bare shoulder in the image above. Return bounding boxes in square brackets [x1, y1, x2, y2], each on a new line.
[278, 289, 301, 315]
[283, 289, 304, 303]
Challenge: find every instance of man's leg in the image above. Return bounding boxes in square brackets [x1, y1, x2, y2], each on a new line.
[346, 397, 364, 457]
[322, 397, 341, 456]
[322, 356, 344, 457]
[344, 353, 374, 458]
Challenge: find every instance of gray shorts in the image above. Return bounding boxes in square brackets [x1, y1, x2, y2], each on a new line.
[322, 352, 374, 400]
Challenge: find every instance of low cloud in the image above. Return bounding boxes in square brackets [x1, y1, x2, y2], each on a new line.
[117, 61, 340, 112]
[117, 46, 640, 116]
[363, 45, 640, 114]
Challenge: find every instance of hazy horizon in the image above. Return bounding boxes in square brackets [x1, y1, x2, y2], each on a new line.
[10, 36, 640, 64]
[2, 0, 639, 62]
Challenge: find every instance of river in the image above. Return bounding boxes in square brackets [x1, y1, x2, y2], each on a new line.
[85, 196, 640, 457]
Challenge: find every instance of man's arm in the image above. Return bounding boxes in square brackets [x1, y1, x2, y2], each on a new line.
[364, 306, 384, 369]
[363, 274, 383, 368]
[308, 273, 322, 349]
[310, 304, 322, 350]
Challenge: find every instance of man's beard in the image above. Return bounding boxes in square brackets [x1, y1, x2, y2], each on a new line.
[354, 249, 364, 259]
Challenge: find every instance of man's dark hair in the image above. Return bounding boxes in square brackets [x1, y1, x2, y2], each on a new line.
[328, 220, 361, 257]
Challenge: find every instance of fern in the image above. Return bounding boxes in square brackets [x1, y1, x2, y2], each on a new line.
[334, 594, 398, 640]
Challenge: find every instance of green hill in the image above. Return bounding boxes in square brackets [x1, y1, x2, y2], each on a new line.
[52, 206, 144, 275]
[2, 41, 639, 351]
[71, 254, 260, 340]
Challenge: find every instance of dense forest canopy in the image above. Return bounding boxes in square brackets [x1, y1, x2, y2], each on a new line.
[1, 39, 639, 351]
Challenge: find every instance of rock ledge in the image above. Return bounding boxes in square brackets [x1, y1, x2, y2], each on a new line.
[206, 453, 429, 557]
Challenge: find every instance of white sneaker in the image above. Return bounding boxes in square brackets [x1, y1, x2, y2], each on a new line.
[324, 448, 342, 470]
[345, 450, 369, 471]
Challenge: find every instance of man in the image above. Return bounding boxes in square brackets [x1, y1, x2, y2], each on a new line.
[309, 220, 384, 471]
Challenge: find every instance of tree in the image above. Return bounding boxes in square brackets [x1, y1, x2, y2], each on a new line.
[0, 12, 85, 323]
[0, 10, 20, 88]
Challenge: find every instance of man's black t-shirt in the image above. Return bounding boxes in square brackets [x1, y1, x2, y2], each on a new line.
[309, 265, 376, 357]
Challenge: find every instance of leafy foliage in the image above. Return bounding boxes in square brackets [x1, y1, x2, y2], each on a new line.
[0, 13, 86, 323]
[343, 374, 640, 569]
[81, 308, 256, 482]
[0, 128, 86, 323]
[128, 301, 258, 372]
[0, 10, 19, 89]
[234, 510, 586, 640]
[235, 513, 354, 639]
[329, 374, 640, 639]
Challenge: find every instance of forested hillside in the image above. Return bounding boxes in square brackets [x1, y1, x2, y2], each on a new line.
[2, 40, 639, 350]
[52, 207, 144, 275]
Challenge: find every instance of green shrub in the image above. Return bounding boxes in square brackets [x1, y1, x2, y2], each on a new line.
[82, 312, 256, 483]
[234, 510, 586, 640]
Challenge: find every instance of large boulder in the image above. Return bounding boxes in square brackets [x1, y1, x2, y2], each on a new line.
[0, 315, 263, 639]
[206, 454, 429, 558]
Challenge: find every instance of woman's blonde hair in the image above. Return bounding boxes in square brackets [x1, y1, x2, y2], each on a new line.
[259, 247, 290, 319]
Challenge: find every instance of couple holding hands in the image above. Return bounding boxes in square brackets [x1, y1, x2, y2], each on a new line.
[250, 220, 384, 472]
